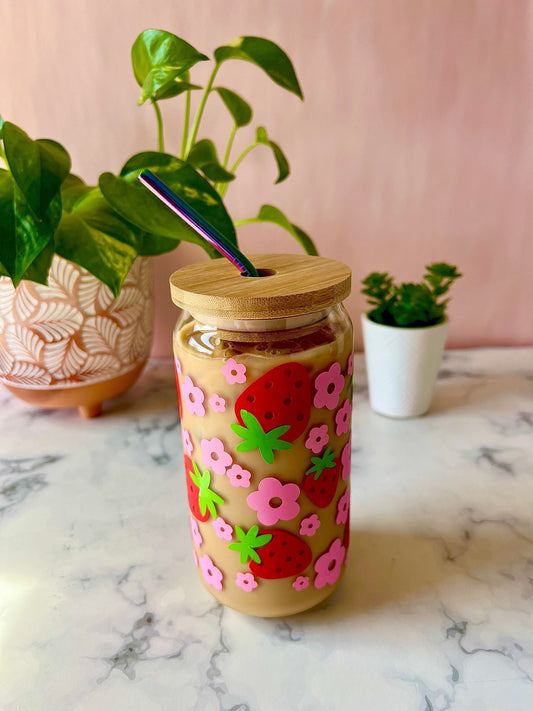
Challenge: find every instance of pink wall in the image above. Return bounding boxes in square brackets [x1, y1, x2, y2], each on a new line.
[1, 0, 531, 355]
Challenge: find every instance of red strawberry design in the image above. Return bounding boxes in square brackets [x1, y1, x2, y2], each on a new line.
[232, 363, 311, 464]
[184, 456, 224, 522]
[229, 525, 312, 579]
[303, 446, 340, 508]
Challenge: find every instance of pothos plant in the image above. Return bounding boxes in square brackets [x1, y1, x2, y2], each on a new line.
[0, 31, 315, 297]
[362, 263, 462, 328]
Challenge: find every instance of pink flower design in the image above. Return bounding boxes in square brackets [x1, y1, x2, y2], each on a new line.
[182, 429, 193, 457]
[247, 477, 300, 526]
[199, 554, 223, 591]
[336, 488, 350, 525]
[299, 513, 321, 537]
[221, 358, 247, 385]
[174, 356, 182, 375]
[347, 352, 354, 377]
[314, 538, 346, 589]
[226, 464, 252, 489]
[190, 517, 203, 547]
[182, 375, 206, 417]
[341, 438, 351, 481]
[201, 437, 233, 476]
[335, 398, 352, 436]
[293, 575, 309, 591]
[209, 393, 226, 413]
[213, 516, 233, 541]
[314, 362, 345, 411]
[305, 424, 329, 454]
[236, 572, 258, 592]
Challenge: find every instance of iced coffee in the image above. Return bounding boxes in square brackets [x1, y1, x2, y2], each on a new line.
[170, 254, 353, 616]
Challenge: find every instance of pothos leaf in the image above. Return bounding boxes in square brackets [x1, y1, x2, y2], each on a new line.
[214, 36, 303, 99]
[187, 139, 235, 183]
[213, 87, 252, 127]
[132, 29, 208, 89]
[255, 126, 289, 184]
[237, 204, 318, 256]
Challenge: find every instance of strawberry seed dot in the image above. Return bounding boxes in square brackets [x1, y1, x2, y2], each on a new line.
[295, 380, 303, 388]
[264, 381, 273, 389]
[247, 394, 255, 403]
[296, 413, 304, 421]
[283, 398, 291, 406]
[284, 368, 292, 377]
[265, 412, 274, 420]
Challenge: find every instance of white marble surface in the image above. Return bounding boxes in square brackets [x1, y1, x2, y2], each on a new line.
[1, 348, 533, 711]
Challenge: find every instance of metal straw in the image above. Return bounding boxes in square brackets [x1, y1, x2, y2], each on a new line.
[138, 169, 259, 277]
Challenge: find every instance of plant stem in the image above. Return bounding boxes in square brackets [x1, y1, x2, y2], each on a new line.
[185, 63, 220, 156]
[152, 100, 165, 153]
[218, 140, 258, 199]
[180, 91, 191, 160]
[222, 124, 238, 169]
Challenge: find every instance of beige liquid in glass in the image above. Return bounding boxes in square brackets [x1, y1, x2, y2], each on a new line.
[174, 306, 353, 616]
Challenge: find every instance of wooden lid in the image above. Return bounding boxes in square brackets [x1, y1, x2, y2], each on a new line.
[169, 253, 351, 320]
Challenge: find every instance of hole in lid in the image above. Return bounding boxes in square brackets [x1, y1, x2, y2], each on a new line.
[241, 268, 277, 278]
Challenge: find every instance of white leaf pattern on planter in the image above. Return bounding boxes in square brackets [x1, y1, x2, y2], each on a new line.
[12, 285, 38, 321]
[8, 361, 52, 385]
[79, 354, 121, 379]
[5, 325, 45, 363]
[78, 274, 114, 315]
[0, 281, 16, 322]
[117, 322, 137, 363]
[109, 286, 143, 327]
[44, 339, 87, 378]
[30, 302, 83, 343]
[0, 343, 13, 375]
[81, 316, 120, 354]
[0, 256, 153, 389]
[34, 259, 79, 300]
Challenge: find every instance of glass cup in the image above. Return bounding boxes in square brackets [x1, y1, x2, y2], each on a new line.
[170, 254, 353, 616]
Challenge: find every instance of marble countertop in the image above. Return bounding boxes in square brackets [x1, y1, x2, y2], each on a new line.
[1, 348, 533, 711]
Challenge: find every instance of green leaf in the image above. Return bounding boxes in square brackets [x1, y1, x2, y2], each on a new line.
[132, 29, 208, 101]
[213, 87, 252, 127]
[187, 139, 235, 183]
[9, 186, 60, 286]
[54, 212, 137, 297]
[228, 525, 272, 564]
[305, 446, 337, 481]
[140, 75, 201, 105]
[191, 462, 225, 518]
[137, 233, 180, 256]
[2, 123, 70, 220]
[236, 204, 318, 256]
[61, 173, 91, 212]
[21, 237, 55, 285]
[101, 153, 237, 253]
[256, 126, 289, 183]
[231, 409, 292, 465]
[36, 138, 71, 211]
[71, 187, 141, 251]
[214, 36, 303, 99]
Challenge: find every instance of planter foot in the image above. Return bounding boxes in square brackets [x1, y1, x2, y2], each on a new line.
[79, 402, 103, 418]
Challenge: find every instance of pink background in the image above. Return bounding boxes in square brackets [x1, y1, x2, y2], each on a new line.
[1, 0, 531, 355]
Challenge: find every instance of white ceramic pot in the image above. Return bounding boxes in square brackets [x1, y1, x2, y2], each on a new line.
[0, 256, 153, 416]
[361, 313, 448, 418]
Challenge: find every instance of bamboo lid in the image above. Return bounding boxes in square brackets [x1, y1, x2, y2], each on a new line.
[169, 254, 351, 320]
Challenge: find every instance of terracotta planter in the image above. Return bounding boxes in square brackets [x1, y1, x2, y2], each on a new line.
[0, 256, 153, 416]
[361, 313, 448, 418]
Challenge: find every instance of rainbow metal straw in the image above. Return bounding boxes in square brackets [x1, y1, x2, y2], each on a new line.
[138, 169, 259, 277]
